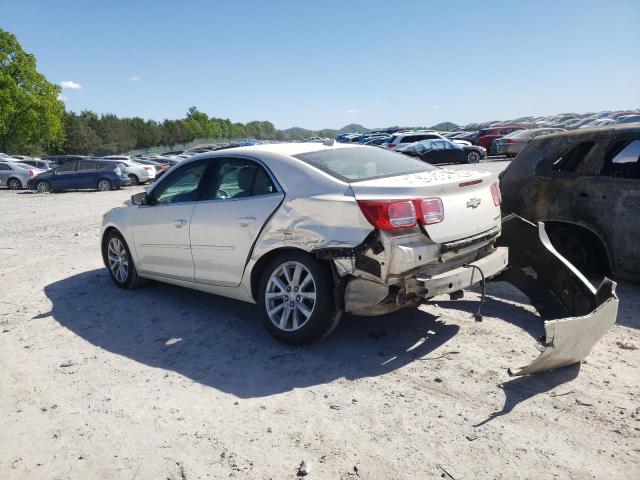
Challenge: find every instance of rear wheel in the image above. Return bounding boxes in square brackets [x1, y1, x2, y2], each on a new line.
[128, 174, 140, 186]
[258, 252, 341, 344]
[36, 181, 52, 193]
[8, 178, 22, 190]
[97, 179, 112, 191]
[466, 151, 481, 163]
[549, 228, 592, 273]
[104, 231, 146, 289]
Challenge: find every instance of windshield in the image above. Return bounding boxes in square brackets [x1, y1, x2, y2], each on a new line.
[293, 146, 436, 183]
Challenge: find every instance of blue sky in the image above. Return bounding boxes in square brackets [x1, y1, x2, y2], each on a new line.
[2, 0, 639, 129]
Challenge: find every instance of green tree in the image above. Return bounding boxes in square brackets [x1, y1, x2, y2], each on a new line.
[0, 28, 64, 154]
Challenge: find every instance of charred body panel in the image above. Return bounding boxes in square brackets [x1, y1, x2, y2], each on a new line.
[496, 215, 618, 375]
[500, 125, 640, 281]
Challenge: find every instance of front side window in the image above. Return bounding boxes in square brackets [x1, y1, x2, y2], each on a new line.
[294, 146, 437, 183]
[0, 164, 9, 171]
[78, 160, 99, 171]
[203, 159, 276, 200]
[150, 161, 208, 205]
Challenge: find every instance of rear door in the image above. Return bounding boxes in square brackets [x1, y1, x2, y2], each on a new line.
[575, 137, 640, 275]
[189, 157, 284, 286]
[76, 160, 99, 188]
[0, 163, 11, 187]
[131, 159, 210, 280]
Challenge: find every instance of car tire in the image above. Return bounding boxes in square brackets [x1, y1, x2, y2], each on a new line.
[97, 179, 112, 191]
[129, 174, 140, 186]
[104, 230, 146, 289]
[258, 252, 342, 344]
[7, 178, 22, 190]
[36, 180, 52, 193]
[466, 151, 481, 163]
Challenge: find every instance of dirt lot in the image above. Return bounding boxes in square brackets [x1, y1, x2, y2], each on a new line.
[1, 163, 639, 479]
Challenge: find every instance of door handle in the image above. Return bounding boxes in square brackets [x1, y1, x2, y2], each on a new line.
[173, 219, 187, 228]
[238, 216, 256, 226]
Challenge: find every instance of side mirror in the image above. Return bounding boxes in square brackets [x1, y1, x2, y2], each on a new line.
[131, 192, 147, 206]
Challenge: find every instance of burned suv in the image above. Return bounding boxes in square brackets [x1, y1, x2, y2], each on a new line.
[500, 126, 640, 281]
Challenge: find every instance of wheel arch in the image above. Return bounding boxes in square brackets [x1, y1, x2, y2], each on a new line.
[249, 246, 334, 302]
[543, 220, 613, 274]
[7, 176, 23, 188]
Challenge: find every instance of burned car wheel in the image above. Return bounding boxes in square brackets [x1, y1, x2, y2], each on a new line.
[548, 228, 592, 273]
[104, 231, 146, 289]
[258, 252, 341, 344]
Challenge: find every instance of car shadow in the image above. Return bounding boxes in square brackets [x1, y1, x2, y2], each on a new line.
[41, 269, 460, 398]
[474, 363, 581, 427]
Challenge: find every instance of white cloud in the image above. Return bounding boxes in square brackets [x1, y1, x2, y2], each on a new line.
[57, 94, 67, 101]
[374, 101, 387, 105]
[432, 105, 440, 109]
[60, 80, 83, 90]
[129, 76, 141, 81]
[346, 109, 358, 114]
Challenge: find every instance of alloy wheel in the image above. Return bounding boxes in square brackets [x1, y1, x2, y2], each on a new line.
[8, 179, 21, 190]
[467, 151, 480, 163]
[98, 179, 111, 191]
[265, 261, 317, 332]
[37, 181, 51, 193]
[107, 237, 129, 283]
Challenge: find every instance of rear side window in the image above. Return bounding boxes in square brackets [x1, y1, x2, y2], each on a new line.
[78, 160, 99, 171]
[550, 142, 594, 173]
[203, 159, 276, 200]
[294, 147, 436, 183]
[603, 139, 640, 179]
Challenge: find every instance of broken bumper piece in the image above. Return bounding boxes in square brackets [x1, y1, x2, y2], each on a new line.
[497, 214, 619, 376]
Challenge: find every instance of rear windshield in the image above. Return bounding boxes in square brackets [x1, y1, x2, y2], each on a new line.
[293, 146, 437, 183]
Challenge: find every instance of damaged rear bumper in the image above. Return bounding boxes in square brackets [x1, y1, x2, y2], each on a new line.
[497, 214, 619, 375]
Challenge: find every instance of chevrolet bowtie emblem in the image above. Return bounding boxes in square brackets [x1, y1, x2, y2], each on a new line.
[467, 198, 481, 208]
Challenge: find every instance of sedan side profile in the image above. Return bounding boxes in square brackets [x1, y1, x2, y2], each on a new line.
[398, 139, 487, 164]
[102, 143, 504, 343]
[0, 161, 43, 189]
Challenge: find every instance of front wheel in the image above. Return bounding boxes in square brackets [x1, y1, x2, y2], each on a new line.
[104, 231, 146, 289]
[258, 252, 341, 344]
[36, 181, 52, 193]
[466, 151, 481, 163]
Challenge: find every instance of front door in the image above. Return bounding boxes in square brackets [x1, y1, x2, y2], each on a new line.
[51, 161, 79, 189]
[132, 159, 209, 280]
[190, 158, 284, 286]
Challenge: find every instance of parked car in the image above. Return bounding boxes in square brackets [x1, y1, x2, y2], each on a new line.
[102, 157, 154, 185]
[615, 114, 640, 124]
[133, 158, 168, 178]
[500, 126, 640, 281]
[494, 128, 566, 157]
[386, 131, 471, 150]
[0, 161, 44, 189]
[14, 158, 57, 170]
[475, 126, 526, 153]
[101, 142, 508, 345]
[398, 139, 486, 164]
[27, 159, 131, 193]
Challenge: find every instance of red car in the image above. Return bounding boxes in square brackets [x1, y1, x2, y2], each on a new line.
[475, 126, 526, 152]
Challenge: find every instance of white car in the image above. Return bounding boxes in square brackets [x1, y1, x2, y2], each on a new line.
[101, 142, 506, 344]
[386, 131, 471, 150]
[102, 156, 155, 184]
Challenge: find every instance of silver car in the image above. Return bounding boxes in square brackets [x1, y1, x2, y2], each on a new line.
[0, 161, 44, 189]
[101, 143, 618, 374]
[495, 128, 566, 157]
[102, 156, 155, 185]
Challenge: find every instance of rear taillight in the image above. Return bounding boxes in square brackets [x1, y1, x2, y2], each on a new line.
[357, 200, 417, 230]
[358, 197, 445, 230]
[29, 169, 34, 177]
[418, 198, 444, 225]
[387, 143, 396, 149]
[143, 166, 152, 171]
[504, 139, 515, 144]
[490, 182, 502, 206]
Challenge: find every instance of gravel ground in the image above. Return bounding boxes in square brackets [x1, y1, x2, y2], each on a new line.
[1, 160, 639, 479]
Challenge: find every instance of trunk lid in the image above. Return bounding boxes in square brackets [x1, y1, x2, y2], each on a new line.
[350, 169, 500, 243]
